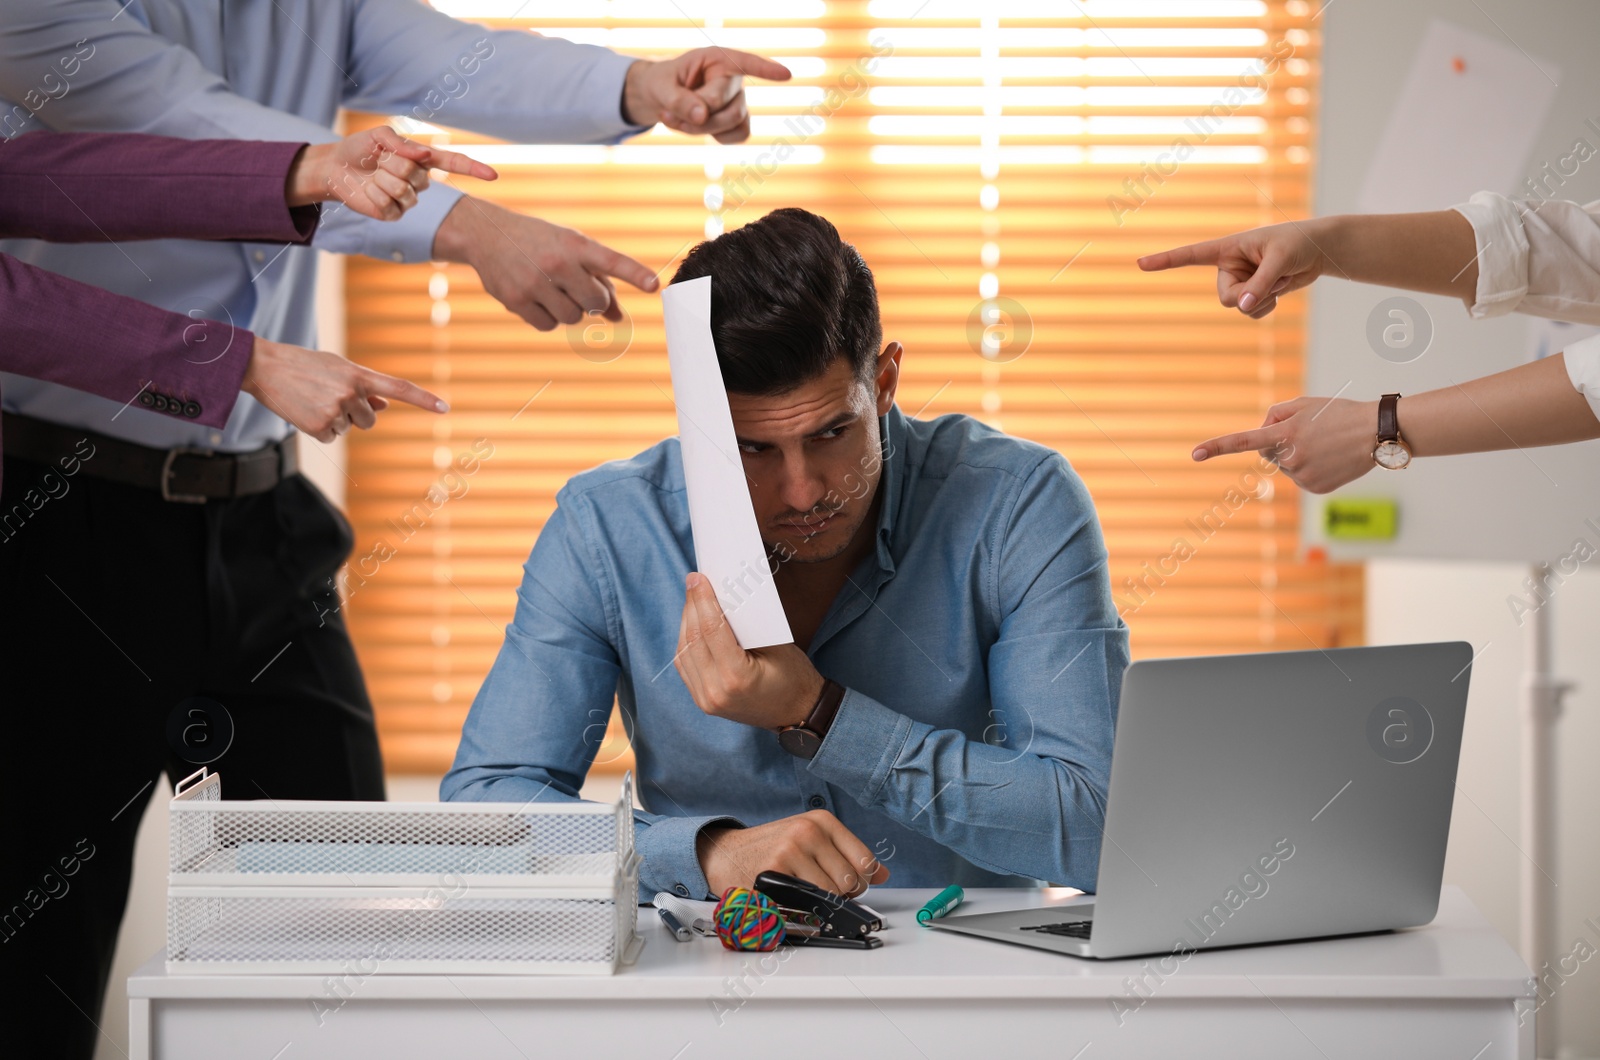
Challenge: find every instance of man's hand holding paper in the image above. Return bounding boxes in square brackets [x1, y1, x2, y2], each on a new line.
[675, 571, 823, 731]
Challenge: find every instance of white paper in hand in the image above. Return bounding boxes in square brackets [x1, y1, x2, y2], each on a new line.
[662, 276, 794, 649]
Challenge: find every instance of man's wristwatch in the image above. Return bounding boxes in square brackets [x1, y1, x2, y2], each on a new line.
[1372, 393, 1412, 470]
[778, 679, 846, 760]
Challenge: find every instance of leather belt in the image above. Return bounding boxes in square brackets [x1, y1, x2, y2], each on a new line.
[3, 413, 299, 503]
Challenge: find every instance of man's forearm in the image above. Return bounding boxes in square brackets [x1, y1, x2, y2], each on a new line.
[807, 687, 1109, 889]
[431, 195, 483, 263]
[1313, 210, 1480, 302]
[1401, 352, 1600, 457]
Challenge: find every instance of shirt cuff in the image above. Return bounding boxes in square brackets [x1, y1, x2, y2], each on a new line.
[1563, 333, 1600, 423]
[590, 47, 654, 138]
[286, 203, 320, 243]
[634, 813, 744, 900]
[805, 687, 914, 806]
[312, 180, 465, 263]
[1452, 191, 1533, 320]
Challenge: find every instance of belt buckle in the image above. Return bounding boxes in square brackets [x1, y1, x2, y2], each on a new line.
[160, 446, 212, 504]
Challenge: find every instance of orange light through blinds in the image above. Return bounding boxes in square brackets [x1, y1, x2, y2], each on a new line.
[344, 0, 1362, 775]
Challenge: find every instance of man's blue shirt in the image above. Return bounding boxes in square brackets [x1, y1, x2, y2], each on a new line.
[443, 406, 1128, 899]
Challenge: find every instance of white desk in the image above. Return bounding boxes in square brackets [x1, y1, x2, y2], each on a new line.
[129, 885, 1533, 1059]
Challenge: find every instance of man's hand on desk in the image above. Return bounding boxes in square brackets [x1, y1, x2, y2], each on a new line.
[675, 572, 823, 731]
[622, 48, 792, 143]
[697, 811, 890, 898]
[431, 198, 660, 331]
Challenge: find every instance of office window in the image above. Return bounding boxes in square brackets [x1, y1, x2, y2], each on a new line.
[344, 0, 1360, 774]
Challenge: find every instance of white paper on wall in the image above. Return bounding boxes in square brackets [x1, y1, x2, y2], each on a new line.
[1357, 19, 1560, 215]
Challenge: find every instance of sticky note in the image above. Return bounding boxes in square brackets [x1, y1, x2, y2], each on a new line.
[1324, 498, 1399, 540]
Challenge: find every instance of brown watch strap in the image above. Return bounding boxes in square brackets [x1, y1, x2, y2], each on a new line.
[1377, 393, 1401, 442]
[801, 679, 846, 739]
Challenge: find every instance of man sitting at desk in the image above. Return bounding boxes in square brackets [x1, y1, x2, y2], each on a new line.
[443, 208, 1127, 900]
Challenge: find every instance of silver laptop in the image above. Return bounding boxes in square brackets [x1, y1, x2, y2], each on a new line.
[931, 642, 1472, 959]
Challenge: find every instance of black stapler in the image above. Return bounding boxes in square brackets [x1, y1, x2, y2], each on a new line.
[754, 870, 885, 950]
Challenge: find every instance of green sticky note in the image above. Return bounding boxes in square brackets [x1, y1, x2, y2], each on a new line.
[1324, 498, 1398, 540]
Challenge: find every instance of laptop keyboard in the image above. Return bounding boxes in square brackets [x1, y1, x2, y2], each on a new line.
[1020, 920, 1093, 939]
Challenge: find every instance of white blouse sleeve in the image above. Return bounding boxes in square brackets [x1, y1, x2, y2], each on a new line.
[1451, 191, 1600, 325]
[1562, 332, 1600, 423]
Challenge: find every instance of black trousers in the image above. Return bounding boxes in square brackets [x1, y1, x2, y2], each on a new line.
[0, 453, 385, 1060]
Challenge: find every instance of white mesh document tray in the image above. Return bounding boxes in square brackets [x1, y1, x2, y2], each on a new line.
[166, 768, 643, 975]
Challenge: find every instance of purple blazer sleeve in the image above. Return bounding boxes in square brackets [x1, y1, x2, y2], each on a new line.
[0, 132, 319, 244]
[0, 253, 251, 431]
[0, 132, 326, 465]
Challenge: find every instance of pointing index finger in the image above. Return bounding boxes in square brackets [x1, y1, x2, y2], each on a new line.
[362, 368, 449, 414]
[714, 49, 792, 82]
[385, 137, 498, 183]
[582, 239, 661, 293]
[421, 146, 498, 183]
[1192, 424, 1288, 461]
[1137, 239, 1225, 272]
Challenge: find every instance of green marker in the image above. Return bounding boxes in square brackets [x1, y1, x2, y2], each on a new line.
[917, 885, 965, 926]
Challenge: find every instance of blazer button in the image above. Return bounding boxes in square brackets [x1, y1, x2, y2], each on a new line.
[151, 394, 169, 411]
[138, 392, 156, 407]
[183, 401, 202, 418]
[808, 795, 826, 810]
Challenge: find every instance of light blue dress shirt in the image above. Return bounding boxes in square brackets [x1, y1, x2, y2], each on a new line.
[0, 0, 642, 451]
[444, 407, 1128, 899]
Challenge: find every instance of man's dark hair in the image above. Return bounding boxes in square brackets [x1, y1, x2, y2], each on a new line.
[670, 208, 882, 395]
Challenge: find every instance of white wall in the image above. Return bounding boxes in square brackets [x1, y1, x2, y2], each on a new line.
[1317, 2, 1600, 1056]
[1369, 561, 1600, 1057]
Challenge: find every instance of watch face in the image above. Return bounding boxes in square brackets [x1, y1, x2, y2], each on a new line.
[1373, 440, 1411, 470]
[778, 727, 823, 760]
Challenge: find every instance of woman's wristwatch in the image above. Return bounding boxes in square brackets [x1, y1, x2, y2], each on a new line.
[778, 679, 846, 760]
[1372, 393, 1412, 470]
